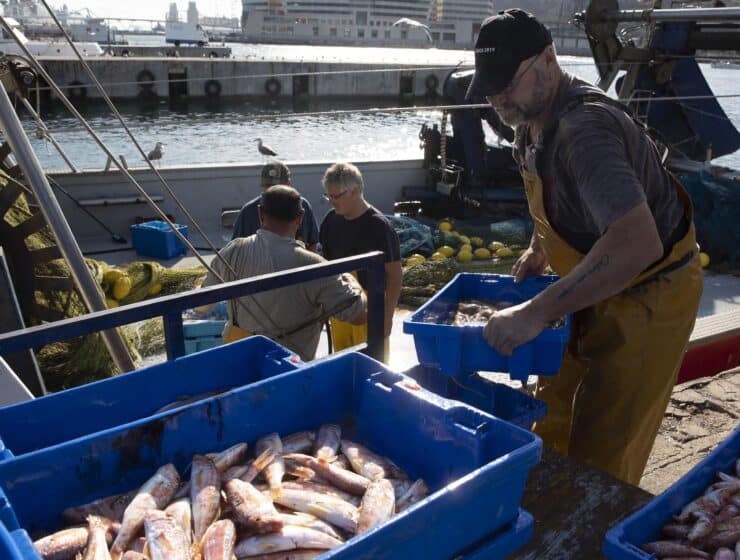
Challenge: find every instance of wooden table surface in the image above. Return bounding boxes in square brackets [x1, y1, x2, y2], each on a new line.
[511, 448, 654, 560]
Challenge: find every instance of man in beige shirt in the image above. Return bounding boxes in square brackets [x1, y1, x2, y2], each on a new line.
[203, 185, 366, 360]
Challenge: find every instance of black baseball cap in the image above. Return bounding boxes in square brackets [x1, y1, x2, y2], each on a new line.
[261, 161, 291, 187]
[466, 9, 552, 99]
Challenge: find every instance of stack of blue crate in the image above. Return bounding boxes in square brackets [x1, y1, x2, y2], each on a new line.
[0, 343, 542, 559]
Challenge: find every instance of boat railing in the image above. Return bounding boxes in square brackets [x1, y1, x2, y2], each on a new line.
[0, 251, 386, 368]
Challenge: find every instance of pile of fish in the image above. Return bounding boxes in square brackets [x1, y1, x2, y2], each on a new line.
[641, 457, 740, 559]
[33, 425, 429, 560]
[446, 300, 565, 329]
[448, 300, 514, 325]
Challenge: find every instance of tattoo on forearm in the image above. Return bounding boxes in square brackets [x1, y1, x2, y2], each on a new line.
[557, 254, 610, 301]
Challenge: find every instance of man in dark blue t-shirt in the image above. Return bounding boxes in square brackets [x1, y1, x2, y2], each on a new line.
[232, 161, 319, 251]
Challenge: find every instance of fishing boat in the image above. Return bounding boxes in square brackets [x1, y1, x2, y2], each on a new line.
[0, 0, 738, 399]
[0, 17, 103, 57]
[0, 5, 738, 559]
[711, 60, 740, 69]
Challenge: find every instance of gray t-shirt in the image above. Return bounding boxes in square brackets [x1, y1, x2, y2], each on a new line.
[515, 72, 686, 255]
[203, 229, 363, 360]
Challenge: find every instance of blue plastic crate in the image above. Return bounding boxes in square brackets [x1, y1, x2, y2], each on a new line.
[184, 336, 223, 355]
[0, 351, 541, 560]
[183, 319, 228, 354]
[404, 364, 547, 429]
[0, 336, 300, 461]
[0, 522, 35, 560]
[456, 509, 534, 559]
[403, 273, 571, 381]
[183, 319, 227, 339]
[603, 426, 740, 560]
[130, 220, 188, 259]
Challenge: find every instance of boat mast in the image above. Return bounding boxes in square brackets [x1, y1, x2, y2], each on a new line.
[0, 61, 136, 374]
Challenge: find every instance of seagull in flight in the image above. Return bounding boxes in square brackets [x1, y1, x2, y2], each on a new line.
[257, 138, 278, 159]
[147, 142, 165, 166]
[392, 18, 433, 43]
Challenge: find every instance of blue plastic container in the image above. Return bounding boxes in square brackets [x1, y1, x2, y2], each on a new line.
[603, 426, 740, 560]
[130, 220, 188, 259]
[0, 351, 541, 560]
[184, 336, 222, 354]
[0, 336, 300, 461]
[404, 364, 547, 429]
[403, 273, 571, 381]
[183, 319, 227, 339]
[183, 319, 227, 355]
[457, 509, 534, 560]
[0, 522, 35, 560]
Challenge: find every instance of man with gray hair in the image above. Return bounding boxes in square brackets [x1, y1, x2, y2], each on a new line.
[319, 162, 402, 361]
[203, 185, 366, 360]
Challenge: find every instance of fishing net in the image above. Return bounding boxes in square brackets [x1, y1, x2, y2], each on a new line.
[0, 178, 207, 392]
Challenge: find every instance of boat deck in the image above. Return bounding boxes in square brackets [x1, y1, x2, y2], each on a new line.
[95, 246, 740, 383]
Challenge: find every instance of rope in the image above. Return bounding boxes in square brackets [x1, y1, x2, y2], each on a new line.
[40, 64, 473, 92]
[0, 16, 223, 289]
[35, 2, 285, 333]
[29, 93, 740, 136]
[31, 55, 740, 94]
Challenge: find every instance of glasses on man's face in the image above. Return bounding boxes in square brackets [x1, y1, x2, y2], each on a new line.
[491, 52, 542, 99]
[322, 190, 349, 202]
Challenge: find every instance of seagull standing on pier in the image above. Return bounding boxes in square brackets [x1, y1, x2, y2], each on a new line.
[147, 142, 165, 167]
[256, 138, 278, 161]
[392, 17, 433, 43]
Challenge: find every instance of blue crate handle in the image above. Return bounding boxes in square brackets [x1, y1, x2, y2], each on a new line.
[0, 524, 37, 560]
[263, 348, 302, 372]
[0, 488, 19, 532]
[0, 438, 13, 463]
[445, 406, 491, 436]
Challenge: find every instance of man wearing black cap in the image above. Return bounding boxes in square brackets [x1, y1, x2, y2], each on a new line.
[232, 161, 320, 251]
[203, 185, 366, 360]
[471, 9, 702, 484]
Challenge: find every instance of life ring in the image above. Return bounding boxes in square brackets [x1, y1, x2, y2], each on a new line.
[264, 78, 281, 97]
[204, 79, 222, 97]
[68, 81, 87, 102]
[425, 74, 439, 92]
[136, 69, 156, 90]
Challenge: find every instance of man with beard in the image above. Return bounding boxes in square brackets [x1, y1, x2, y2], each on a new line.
[467, 9, 703, 484]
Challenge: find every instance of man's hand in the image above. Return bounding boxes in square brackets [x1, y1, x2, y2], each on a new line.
[483, 301, 548, 356]
[511, 246, 548, 284]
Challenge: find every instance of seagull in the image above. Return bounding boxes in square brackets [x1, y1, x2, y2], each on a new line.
[147, 142, 165, 167]
[256, 138, 278, 160]
[392, 17, 433, 43]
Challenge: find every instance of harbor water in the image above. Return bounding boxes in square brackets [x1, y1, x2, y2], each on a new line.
[14, 45, 740, 172]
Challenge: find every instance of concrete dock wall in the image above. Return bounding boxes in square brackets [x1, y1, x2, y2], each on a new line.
[38, 56, 454, 103]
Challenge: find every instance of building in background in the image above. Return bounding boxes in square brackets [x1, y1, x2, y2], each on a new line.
[187, 2, 199, 25]
[2, 0, 40, 18]
[240, 0, 495, 47]
[167, 3, 179, 22]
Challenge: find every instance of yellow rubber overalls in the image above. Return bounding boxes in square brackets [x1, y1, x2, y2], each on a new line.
[223, 323, 252, 344]
[330, 278, 391, 363]
[523, 162, 703, 485]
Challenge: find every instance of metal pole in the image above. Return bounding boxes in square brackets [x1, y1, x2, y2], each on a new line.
[365, 253, 386, 362]
[0, 77, 136, 373]
[602, 7, 740, 22]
